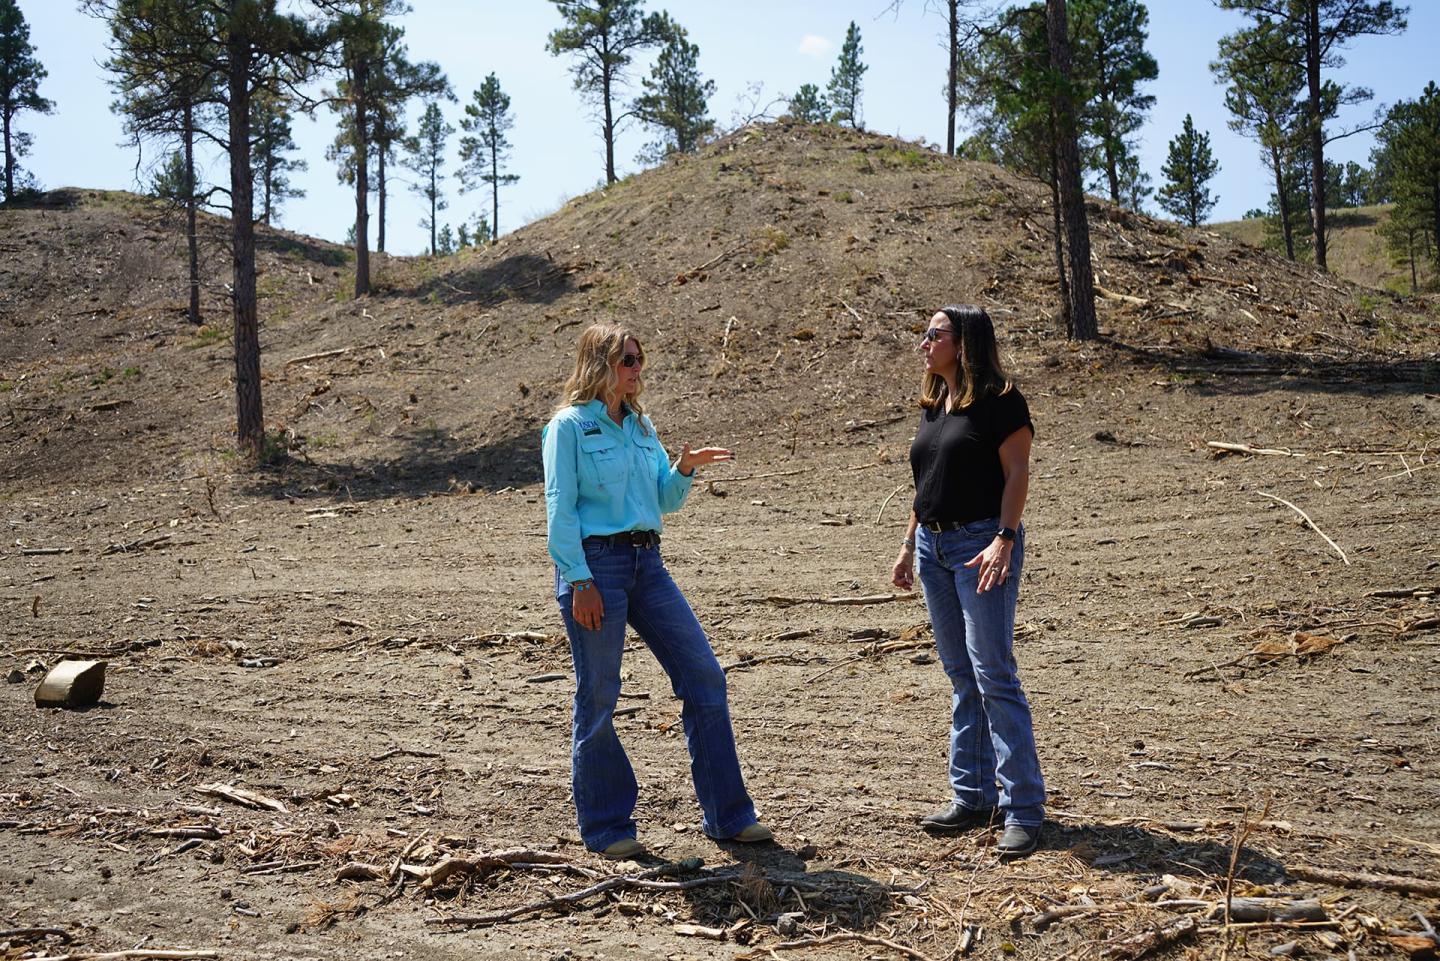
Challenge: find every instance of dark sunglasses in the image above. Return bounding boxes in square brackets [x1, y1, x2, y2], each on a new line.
[621, 352, 644, 368]
[921, 327, 954, 342]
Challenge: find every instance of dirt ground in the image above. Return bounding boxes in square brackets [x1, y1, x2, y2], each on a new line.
[3, 124, 1439, 961]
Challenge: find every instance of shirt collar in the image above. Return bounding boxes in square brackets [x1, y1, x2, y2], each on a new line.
[581, 398, 630, 431]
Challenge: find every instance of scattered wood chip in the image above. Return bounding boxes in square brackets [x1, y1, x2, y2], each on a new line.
[195, 782, 288, 813]
[674, 923, 727, 940]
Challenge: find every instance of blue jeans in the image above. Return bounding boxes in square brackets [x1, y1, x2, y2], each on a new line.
[916, 519, 1045, 827]
[556, 539, 758, 851]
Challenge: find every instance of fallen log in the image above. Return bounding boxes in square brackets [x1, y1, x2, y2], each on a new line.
[1099, 916, 1198, 960]
[750, 592, 918, 608]
[1206, 441, 1303, 458]
[1216, 898, 1326, 923]
[1287, 864, 1440, 898]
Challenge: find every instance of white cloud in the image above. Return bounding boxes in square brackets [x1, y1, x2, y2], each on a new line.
[797, 34, 834, 58]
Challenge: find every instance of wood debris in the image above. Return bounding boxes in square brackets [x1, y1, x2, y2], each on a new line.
[194, 783, 288, 813]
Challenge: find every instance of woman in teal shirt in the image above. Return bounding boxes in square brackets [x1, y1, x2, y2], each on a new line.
[542, 322, 770, 859]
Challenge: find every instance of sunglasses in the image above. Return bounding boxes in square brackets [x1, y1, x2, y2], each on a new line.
[921, 327, 954, 343]
[621, 353, 644, 369]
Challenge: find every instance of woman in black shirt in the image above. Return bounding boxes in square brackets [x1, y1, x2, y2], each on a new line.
[891, 304, 1045, 857]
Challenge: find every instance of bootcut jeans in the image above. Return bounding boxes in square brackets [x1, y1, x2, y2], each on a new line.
[916, 518, 1046, 827]
[555, 538, 758, 852]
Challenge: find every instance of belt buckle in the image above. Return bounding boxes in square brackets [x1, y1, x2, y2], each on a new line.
[925, 521, 942, 533]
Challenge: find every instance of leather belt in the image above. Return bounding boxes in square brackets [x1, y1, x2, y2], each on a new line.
[922, 520, 966, 533]
[585, 530, 661, 549]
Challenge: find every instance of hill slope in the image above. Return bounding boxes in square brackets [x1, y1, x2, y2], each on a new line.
[1212, 202, 1439, 294]
[3, 123, 1436, 492]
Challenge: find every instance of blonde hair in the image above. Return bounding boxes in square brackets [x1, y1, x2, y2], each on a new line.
[558, 322, 648, 422]
[919, 304, 1013, 410]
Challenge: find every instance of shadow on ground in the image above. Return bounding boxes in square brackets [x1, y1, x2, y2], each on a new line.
[1105, 338, 1440, 398]
[257, 232, 349, 269]
[236, 425, 543, 501]
[1047, 819, 1288, 885]
[395, 253, 576, 308]
[680, 842, 902, 935]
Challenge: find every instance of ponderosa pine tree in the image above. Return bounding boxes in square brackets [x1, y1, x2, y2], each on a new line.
[1218, 0, 1407, 271]
[328, 1, 450, 294]
[459, 73, 518, 241]
[1046, 0, 1097, 340]
[786, 83, 828, 123]
[1158, 114, 1220, 227]
[95, 0, 220, 325]
[0, 0, 51, 201]
[86, 0, 328, 459]
[251, 73, 306, 225]
[546, 0, 664, 184]
[403, 100, 452, 255]
[956, 3, 1079, 332]
[632, 13, 713, 159]
[326, 28, 443, 256]
[1213, 18, 1307, 259]
[1070, 0, 1157, 208]
[1375, 82, 1440, 282]
[882, 0, 993, 154]
[827, 21, 867, 129]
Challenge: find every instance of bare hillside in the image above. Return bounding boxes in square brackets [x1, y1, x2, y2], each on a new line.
[3, 123, 1435, 493]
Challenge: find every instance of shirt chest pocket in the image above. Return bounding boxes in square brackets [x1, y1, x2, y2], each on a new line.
[578, 435, 626, 487]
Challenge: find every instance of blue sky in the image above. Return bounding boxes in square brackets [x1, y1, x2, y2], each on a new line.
[15, 1, 1437, 256]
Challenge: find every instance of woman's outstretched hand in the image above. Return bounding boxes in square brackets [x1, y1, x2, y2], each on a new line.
[964, 538, 1013, 593]
[678, 445, 733, 475]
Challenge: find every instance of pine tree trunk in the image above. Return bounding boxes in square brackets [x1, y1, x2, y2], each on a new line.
[353, 63, 371, 296]
[1431, 188, 1440, 277]
[429, 164, 437, 255]
[183, 99, 201, 325]
[602, 62, 616, 184]
[3, 108, 13, 201]
[490, 139, 500, 240]
[1046, 0, 1097, 341]
[1408, 230, 1417, 292]
[1303, 0, 1328, 270]
[1271, 144, 1295, 260]
[1048, 130, 1073, 338]
[1102, 131, 1120, 204]
[946, 0, 958, 155]
[228, 32, 264, 460]
[261, 156, 273, 226]
[1096, 49, 1120, 204]
[376, 143, 387, 253]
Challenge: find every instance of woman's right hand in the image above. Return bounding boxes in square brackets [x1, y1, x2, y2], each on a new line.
[572, 582, 604, 630]
[892, 549, 915, 591]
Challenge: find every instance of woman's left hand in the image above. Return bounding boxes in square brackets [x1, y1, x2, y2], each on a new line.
[678, 445, 733, 475]
[964, 537, 1013, 594]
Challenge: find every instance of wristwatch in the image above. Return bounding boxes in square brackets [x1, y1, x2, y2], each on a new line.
[996, 526, 1017, 542]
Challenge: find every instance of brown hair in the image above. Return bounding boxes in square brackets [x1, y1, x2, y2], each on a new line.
[557, 322, 648, 423]
[919, 304, 1013, 410]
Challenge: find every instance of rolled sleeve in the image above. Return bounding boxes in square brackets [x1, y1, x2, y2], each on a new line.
[647, 420, 693, 514]
[657, 461, 694, 514]
[542, 418, 592, 583]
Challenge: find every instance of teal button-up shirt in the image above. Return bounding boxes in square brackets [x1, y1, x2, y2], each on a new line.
[542, 399, 694, 584]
